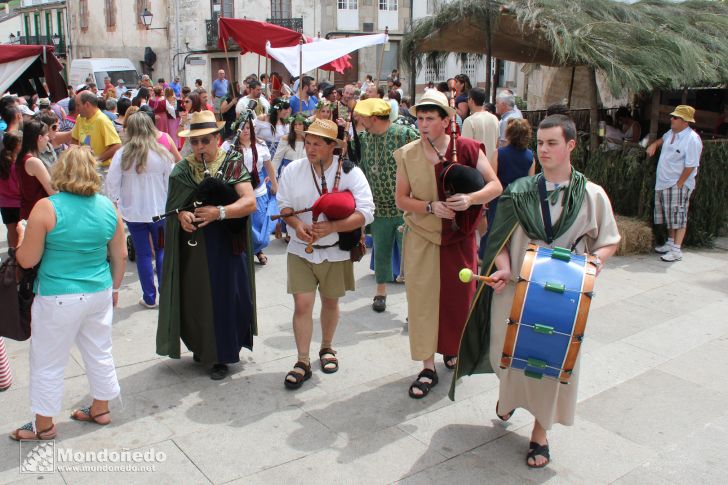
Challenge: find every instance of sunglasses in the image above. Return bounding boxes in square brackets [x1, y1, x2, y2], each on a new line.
[670, 115, 682, 120]
[189, 137, 213, 146]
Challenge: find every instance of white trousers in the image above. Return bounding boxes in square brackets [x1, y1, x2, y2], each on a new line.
[29, 289, 120, 417]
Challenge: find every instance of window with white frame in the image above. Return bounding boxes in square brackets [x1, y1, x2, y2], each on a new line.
[424, 55, 447, 82]
[338, 0, 358, 9]
[460, 56, 478, 81]
[379, 0, 397, 11]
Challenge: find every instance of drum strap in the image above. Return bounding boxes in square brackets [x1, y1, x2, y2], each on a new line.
[537, 175, 554, 243]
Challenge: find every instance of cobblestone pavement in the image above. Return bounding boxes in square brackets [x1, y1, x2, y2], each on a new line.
[1, 226, 727, 484]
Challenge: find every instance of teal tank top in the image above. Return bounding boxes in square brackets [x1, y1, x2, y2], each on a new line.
[35, 192, 118, 296]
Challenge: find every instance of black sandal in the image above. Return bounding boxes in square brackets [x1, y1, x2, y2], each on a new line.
[443, 355, 457, 370]
[526, 441, 550, 468]
[319, 348, 339, 374]
[408, 368, 438, 399]
[256, 252, 268, 265]
[496, 400, 516, 421]
[284, 361, 312, 390]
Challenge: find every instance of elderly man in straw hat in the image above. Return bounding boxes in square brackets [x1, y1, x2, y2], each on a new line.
[354, 97, 419, 312]
[393, 90, 501, 399]
[646, 105, 703, 262]
[276, 118, 374, 390]
[156, 110, 258, 380]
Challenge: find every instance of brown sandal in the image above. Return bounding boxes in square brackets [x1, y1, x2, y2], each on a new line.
[10, 422, 57, 441]
[319, 348, 339, 374]
[71, 406, 111, 425]
[255, 252, 268, 265]
[284, 361, 312, 390]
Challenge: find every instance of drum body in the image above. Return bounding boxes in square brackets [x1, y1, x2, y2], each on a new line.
[500, 244, 598, 384]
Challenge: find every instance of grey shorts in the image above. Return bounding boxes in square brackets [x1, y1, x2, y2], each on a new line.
[654, 185, 692, 229]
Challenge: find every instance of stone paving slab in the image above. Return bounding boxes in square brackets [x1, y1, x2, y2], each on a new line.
[1, 228, 726, 483]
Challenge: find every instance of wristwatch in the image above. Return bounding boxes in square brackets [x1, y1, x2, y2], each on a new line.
[217, 205, 227, 220]
[425, 201, 433, 214]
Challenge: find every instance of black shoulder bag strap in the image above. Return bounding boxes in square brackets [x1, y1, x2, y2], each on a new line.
[538, 174, 554, 244]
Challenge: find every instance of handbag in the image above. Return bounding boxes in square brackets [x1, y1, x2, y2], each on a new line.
[0, 250, 36, 341]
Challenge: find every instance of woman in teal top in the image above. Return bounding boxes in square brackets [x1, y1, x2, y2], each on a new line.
[10, 146, 127, 441]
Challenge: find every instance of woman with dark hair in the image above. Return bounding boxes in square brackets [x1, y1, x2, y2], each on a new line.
[616, 106, 641, 143]
[221, 81, 242, 139]
[259, 98, 291, 157]
[454, 74, 472, 120]
[179, 92, 204, 157]
[271, 116, 306, 241]
[222, 119, 276, 264]
[0, 130, 22, 251]
[17, 120, 56, 220]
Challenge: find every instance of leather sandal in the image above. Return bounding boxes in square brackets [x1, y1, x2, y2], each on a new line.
[10, 422, 57, 441]
[372, 295, 386, 312]
[526, 441, 550, 468]
[71, 406, 111, 425]
[284, 361, 312, 390]
[443, 355, 457, 370]
[408, 368, 438, 399]
[496, 400, 516, 421]
[319, 348, 339, 374]
[255, 252, 268, 265]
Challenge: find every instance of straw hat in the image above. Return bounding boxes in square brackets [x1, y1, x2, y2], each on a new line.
[354, 98, 391, 117]
[409, 90, 455, 118]
[177, 110, 225, 138]
[669, 105, 696, 123]
[295, 118, 344, 147]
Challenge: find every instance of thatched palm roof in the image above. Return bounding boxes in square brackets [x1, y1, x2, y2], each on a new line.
[402, 0, 728, 95]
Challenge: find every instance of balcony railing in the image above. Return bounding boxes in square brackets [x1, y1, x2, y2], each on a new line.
[206, 19, 240, 49]
[266, 17, 303, 33]
[13, 35, 66, 57]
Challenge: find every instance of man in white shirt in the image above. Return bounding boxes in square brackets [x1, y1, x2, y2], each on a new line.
[495, 89, 523, 147]
[236, 80, 270, 118]
[462, 87, 500, 170]
[646, 105, 703, 262]
[276, 119, 374, 390]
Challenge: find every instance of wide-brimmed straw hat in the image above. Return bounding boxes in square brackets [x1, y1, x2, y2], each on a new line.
[669, 105, 696, 123]
[177, 110, 225, 138]
[409, 90, 455, 118]
[295, 118, 345, 147]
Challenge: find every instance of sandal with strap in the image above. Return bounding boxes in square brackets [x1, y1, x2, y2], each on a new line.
[319, 348, 339, 374]
[256, 252, 268, 265]
[408, 368, 438, 399]
[284, 361, 312, 390]
[71, 406, 111, 425]
[526, 441, 550, 468]
[443, 355, 457, 370]
[496, 400, 516, 421]
[9, 422, 57, 441]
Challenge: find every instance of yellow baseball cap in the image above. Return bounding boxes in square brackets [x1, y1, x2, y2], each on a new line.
[670, 105, 696, 123]
[354, 98, 391, 117]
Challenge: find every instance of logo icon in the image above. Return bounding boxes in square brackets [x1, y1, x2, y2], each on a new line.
[20, 440, 55, 474]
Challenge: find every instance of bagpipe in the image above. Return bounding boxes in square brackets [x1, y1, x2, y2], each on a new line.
[152, 102, 259, 252]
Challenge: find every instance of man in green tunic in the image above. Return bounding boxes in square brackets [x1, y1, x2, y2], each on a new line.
[157, 110, 258, 380]
[354, 98, 419, 312]
[452, 115, 621, 468]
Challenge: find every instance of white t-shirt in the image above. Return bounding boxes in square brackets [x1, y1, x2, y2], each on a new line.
[655, 127, 702, 190]
[277, 157, 375, 263]
[221, 141, 271, 197]
[105, 146, 173, 222]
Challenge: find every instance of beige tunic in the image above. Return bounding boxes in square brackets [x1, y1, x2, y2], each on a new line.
[490, 181, 621, 429]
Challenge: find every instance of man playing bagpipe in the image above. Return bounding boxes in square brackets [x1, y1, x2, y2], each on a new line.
[393, 90, 502, 399]
[156, 110, 258, 380]
[451, 115, 621, 468]
[276, 118, 374, 390]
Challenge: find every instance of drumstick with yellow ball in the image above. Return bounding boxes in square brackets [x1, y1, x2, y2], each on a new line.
[458, 268, 495, 284]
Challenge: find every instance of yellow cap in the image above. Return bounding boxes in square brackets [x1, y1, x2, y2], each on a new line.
[669, 105, 696, 123]
[354, 98, 391, 117]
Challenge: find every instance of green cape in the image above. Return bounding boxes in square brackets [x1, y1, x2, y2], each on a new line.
[449, 170, 586, 399]
[156, 151, 257, 359]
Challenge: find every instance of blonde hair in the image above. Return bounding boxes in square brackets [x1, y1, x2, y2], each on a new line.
[121, 112, 173, 173]
[51, 146, 102, 196]
[123, 106, 141, 129]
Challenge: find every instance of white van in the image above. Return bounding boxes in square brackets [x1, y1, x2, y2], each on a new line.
[69, 58, 139, 90]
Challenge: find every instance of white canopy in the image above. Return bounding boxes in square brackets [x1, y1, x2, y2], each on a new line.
[266, 33, 388, 75]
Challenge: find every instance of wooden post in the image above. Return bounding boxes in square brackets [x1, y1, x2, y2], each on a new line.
[491, 58, 499, 104]
[315, 32, 320, 84]
[649, 89, 661, 143]
[298, 36, 304, 101]
[376, 27, 389, 88]
[485, 17, 492, 102]
[587, 67, 600, 154]
[567, 66, 576, 108]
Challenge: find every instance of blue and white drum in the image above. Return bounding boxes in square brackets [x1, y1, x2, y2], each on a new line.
[500, 244, 599, 384]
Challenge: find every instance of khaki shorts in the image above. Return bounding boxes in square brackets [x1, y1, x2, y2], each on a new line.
[287, 253, 355, 298]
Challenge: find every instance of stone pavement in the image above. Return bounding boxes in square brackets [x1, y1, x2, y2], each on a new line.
[1, 228, 727, 484]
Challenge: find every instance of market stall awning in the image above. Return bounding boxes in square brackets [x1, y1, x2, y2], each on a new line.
[266, 33, 387, 76]
[217, 17, 351, 74]
[0, 45, 66, 101]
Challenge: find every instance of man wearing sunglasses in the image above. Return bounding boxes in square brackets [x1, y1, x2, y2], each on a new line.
[646, 105, 703, 262]
[157, 110, 258, 380]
